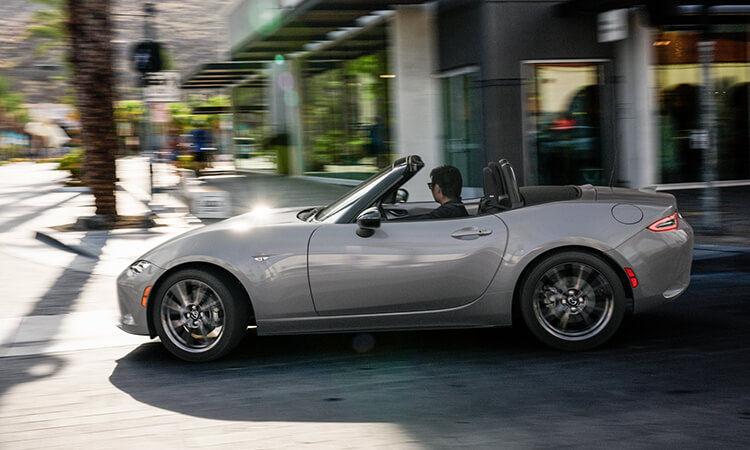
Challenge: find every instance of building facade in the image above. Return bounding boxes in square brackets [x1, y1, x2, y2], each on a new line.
[182, 0, 749, 197]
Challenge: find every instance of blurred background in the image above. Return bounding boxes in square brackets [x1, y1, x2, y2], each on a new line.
[0, 0, 746, 199]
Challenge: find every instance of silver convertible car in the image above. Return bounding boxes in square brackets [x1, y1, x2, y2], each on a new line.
[118, 155, 693, 362]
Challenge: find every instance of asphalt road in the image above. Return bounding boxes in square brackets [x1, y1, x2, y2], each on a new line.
[1, 265, 748, 448]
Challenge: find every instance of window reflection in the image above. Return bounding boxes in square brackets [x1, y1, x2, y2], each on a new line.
[655, 27, 750, 183]
[301, 52, 392, 181]
[525, 63, 605, 185]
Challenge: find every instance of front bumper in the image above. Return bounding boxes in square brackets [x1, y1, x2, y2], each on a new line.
[116, 262, 166, 336]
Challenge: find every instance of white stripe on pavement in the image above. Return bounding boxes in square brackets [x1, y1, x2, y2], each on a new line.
[0, 310, 150, 358]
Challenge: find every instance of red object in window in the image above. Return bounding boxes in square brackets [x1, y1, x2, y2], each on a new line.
[551, 118, 576, 130]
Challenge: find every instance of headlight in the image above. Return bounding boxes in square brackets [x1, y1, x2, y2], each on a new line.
[129, 260, 152, 274]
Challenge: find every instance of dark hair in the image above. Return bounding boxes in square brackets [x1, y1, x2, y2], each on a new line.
[430, 165, 463, 199]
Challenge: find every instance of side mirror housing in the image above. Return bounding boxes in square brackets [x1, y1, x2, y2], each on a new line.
[395, 188, 409, 203]
[356, 207, 381, 237]
[385, 188, 409, 204]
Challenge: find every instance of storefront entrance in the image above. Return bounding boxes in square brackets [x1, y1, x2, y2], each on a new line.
[523, 61, 609, 186]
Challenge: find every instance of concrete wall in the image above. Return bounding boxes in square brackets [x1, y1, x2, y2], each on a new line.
[436, 0, 613, 185]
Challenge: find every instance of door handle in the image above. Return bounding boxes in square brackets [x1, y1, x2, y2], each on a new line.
[451, 227, 493, 239]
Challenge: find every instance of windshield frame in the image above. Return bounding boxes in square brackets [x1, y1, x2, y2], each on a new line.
[313, 165, 400, 223]
[310, 156, 423, 224]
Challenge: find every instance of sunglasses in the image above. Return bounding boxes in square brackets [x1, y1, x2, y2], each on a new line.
[427, 182, 435, 190]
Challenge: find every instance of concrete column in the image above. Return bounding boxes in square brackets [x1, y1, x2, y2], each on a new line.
[390, 4, 441, 201]
[616, 11, 658, 188]
[286, 59, 305, 176]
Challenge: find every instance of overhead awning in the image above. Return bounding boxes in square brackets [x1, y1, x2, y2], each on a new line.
[183, 0, 435, 90]
[230, 0, 426, 61]
[181, 61, 267, 90]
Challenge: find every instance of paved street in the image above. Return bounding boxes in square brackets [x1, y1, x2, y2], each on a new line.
[1, 162, 749, 448]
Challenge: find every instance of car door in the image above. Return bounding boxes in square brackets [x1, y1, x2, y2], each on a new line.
[307, 214, 508, 316]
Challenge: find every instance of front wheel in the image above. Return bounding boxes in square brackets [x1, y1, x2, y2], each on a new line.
[520, 251, 625, 351]
[152, 269, 249, 362]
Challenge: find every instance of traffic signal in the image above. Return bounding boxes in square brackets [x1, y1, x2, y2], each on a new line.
[132, 41, 162, 73]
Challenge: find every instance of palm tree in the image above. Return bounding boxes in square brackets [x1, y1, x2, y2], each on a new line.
[66, 0, 117, 220]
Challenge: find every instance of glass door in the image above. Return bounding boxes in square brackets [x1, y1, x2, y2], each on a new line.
[523, 62, 609, 185]
[441, 69, 484, 196]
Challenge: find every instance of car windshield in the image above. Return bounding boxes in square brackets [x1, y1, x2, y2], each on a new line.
[313, 166, 394, 222]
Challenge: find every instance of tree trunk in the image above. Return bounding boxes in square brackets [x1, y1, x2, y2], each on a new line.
[67, 0, 117, 219]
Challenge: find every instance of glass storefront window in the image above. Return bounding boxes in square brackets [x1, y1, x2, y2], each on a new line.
[231, 80, 276, 171]
[655, 26, 750, 183]
[523, 62, 607, 185]
[301, 52, 392, 181]
[441, 69, 484, 196]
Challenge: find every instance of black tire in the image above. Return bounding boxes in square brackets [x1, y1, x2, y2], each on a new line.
[152, 269, 249, 362]
[520, 251, 625, 351]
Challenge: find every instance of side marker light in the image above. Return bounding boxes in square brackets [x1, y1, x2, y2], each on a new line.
[624, 268, 638, 288]
[141, 286, 152, 307]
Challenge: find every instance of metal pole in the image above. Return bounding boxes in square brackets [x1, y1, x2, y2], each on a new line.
[698, 5, 719, 233]
[143, 2, 156, 199]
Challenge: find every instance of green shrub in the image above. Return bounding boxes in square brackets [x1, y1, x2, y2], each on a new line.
[57, 149, 84, 180]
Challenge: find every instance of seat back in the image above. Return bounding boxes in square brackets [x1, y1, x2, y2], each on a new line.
[479, 162, 509, 214]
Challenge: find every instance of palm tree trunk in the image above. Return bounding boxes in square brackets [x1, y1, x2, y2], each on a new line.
[67, 0, 117, 219]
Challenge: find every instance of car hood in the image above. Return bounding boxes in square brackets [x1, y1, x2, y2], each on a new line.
[138, 206, 318, 269]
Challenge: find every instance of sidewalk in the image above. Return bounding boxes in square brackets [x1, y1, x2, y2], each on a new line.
[660, 184, 750, 274]
[1, 162, 200, 277]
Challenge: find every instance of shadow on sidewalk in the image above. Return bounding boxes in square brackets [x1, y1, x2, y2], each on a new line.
[0, 232, 106, 398]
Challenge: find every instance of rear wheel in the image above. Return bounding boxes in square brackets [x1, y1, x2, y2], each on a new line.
[520, 251, 625, 351]
[152, 269, 249, 362]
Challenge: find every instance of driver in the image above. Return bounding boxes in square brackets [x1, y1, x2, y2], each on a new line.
[404, 165, 468, 220]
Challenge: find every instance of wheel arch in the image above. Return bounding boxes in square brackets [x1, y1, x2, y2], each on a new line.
[146, 261, 256, 338]
[511, 245, 634, 326]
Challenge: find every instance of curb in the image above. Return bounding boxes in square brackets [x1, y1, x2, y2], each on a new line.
[692, 244, 750, 274]
[34, 228, 103, 258]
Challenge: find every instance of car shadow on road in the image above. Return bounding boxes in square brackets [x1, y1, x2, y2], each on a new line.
[108, 294, 750, 448]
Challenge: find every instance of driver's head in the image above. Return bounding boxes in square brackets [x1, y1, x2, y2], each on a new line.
[429, 165, 463, 200]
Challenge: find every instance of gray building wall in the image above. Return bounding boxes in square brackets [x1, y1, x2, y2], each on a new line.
[437, 0, 614, 184]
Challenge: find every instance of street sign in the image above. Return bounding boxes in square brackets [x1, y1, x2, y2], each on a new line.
[143, 71, 181, 103]
[598, 9, 628, 43]
[190, 187, 232, 219]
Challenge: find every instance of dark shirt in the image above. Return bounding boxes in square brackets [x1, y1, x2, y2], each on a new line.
[402, 199, 469, 221]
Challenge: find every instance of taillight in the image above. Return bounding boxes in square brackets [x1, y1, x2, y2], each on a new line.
[648, 212, 679, 232]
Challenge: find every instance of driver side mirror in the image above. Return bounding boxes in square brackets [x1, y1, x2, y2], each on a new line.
[385, 188, 409, 204]
[395, 188, 409, 203]
[356, 207, 381, 238]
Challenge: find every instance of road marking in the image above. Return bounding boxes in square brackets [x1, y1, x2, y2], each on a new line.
[0, 310, 149, 358]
